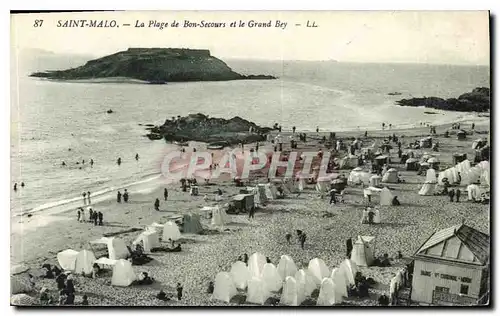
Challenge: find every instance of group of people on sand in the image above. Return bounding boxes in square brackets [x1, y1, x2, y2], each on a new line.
[77, 207, 103, 225]
[116, 153, 140, 166]
[117, 189, 129, 203]
[284, 230, 307, 249]
[61, 159, 94, 169]
[39, 264, 88, 305]
[82, 191, 92, 205]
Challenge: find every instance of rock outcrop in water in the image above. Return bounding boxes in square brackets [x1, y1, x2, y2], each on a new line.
[146, 113, 272, 144]
[396, 87, 490, 112]
[30, 48, 277, 82]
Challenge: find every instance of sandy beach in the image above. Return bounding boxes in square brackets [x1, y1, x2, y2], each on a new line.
[10, 119, 490, 306]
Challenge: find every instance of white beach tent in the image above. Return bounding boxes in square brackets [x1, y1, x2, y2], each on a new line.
[418, 182, 435, 196]
[339, 259, 358, 286]
[248, 252, 267, 278]
[467, 184, 482, 201]
[380, 187, 394, 206]
[317, 278, 343, 306]
[74, 249, 97, 275]
[246, 277, 271, 305]
[230, 261, 251, 290]
[162, 221, 182, 241]
[132, 230, 160, 253]
[277, 255, 298, 280]
[373, 209, 381, 224]
[90, 237, 129, 260]
[261, 263, 283, 292]
[212, 272, 237, 303]
[370, 175, 382, 187]
[307, 258, 330, 286]
[147, 222, 164, 233]
[57, 249, 79, 271]
[280, 276, 305, 306]
[295, 269, 318, 297]
[350, 236, 375, 267]
[339, 155, 359, 169]
[111, 259, 137, 287]
[348, 169, 371, 185]
[330, 268, 348, 297]
[382, 168, 399, 183]
[212, 206, 230, 227]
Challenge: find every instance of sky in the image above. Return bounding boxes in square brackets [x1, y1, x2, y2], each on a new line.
[10, 11, 490, 65]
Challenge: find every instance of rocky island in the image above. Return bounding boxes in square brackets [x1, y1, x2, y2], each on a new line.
[146, 113, 272, 145]
[396, 87, 490, 112]
[30, 48, 277, 83]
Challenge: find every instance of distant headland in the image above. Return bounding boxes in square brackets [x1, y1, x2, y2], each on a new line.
[396, 87, 490, 112]
[30, 48, 277, 83]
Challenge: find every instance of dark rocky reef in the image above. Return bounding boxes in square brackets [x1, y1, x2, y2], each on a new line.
[396, 87, 490, 112]
[30, 48, 277, 82]
[146, 113, 272, 144]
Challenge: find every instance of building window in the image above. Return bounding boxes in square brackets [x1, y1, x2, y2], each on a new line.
[440, 274, 457, 281]
[460, 277, 472, 283]
[460, 284, 469, 295]
[435, 286, 450, 293]
[420, 270, 431, 277]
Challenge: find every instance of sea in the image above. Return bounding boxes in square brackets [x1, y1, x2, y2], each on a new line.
[10, 57, 490, 216]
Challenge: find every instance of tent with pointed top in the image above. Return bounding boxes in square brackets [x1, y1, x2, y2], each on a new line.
[230, 261, 251, 290]
[212, 272, 237, 303]
[182, 213, 203, 234]
[132, 230, 160, 253]
[74, 249, 97, 275]
[370, 175, 382, 187]
[280, 276, 305, 306]
[295, 269, 317, 297]
[212, 206, 230, 227]
[57, 249, 79, 271]
[339, 259, 358, 286]
[277, 255, 298, 280]
[248, 252, 267, 278]
[419, 182, 435, 196]
[261, 263, 283, 292]
[162, 221, 182, 241]
[111, 259, 137, 287]
[330, 268, 348, 297]
[90, 237, 129, 260]
[246, 277, 271, 305]
[350, 236, 375, 267]
[382, 168, 399, 183]
[317, 278, 343, 306]
[379, 187, 394, 206]
[307, 258, 330, 286]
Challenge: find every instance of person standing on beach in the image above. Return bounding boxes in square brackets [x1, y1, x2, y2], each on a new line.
[117, 157, 122, 166]
[21, 182, 25, 188]
[346, 238, 353, 258]
[98, 212, 103, 226]
[472, 123, 475, 130]
[77, 209, 81, 222]
[176, 283, 183, 301]
[364, 131, 368, 138]
[448, 190, 455, 202]
[256, 142, 259, 152]
[82, 192, 87, 205]
[135, 153, 139, 161]
[292, 126, 296, 134]
[154, 198, 160, 211]
[382, 123, 385, 130]
[456, 189, 461, 202]
[123, 189, 129, 203]
[87, 191, 91, 204]
[90, 159, 94, 168]
[164, 188, 168, 201]
[13, 183, 17, 191]
[299, 232, 307, 250]
[117, 191, 122, 203]
[329, 189, 337, 205]
[80, 208, 85, 222]
[285, 233, 292, 245]
[93, 212, 98, 226]
[88, 208, 93, 222]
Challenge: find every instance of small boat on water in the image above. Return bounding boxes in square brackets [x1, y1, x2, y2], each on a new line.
[388, 92, 402, 96]
[146, 133, 163, 140]
[174, 141, 189, 147]
[207, 141, 229, 150]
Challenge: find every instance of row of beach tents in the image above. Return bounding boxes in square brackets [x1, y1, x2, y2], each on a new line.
[212, 252, 361, 306]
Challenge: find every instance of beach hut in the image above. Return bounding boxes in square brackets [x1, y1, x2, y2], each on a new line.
[111, 259, 137, 287]
[467, 184, 482, 201]
[212, 272, 237, 303]
[374, 155, 388, 167]
[348, 168, 371, 185]
[369, 175, 382, 187]
[295, 269, 318, 296]
[57, 249, 79, 271]
[246, 277, 271, 305]
[74, 249, 97, 275]
[261, 263, 283, 292]
[382, 168, 399, 183]
[162, 221, 182, 242]
[308, 258, 330, 286]
[280, 276, 305, 306]
[427, 157, 440, 170]
[405, 158, 419, 171]
[132, 230, 160, 253]
[277, 255, 298, 280]
[379, 187, 394, 206]
[182, 214, 203, 234]
[211, 206, 230, 227]
[230, 261, 251, 290]
[248, 252, 267, 278]
[232, 194, 255, 212]
[457, 130, 467, 140]
[350, 236, 375, 267]
[330, 268, 348, 298]
[453, 153, 468, 165]
[317, 278, 343, 306]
